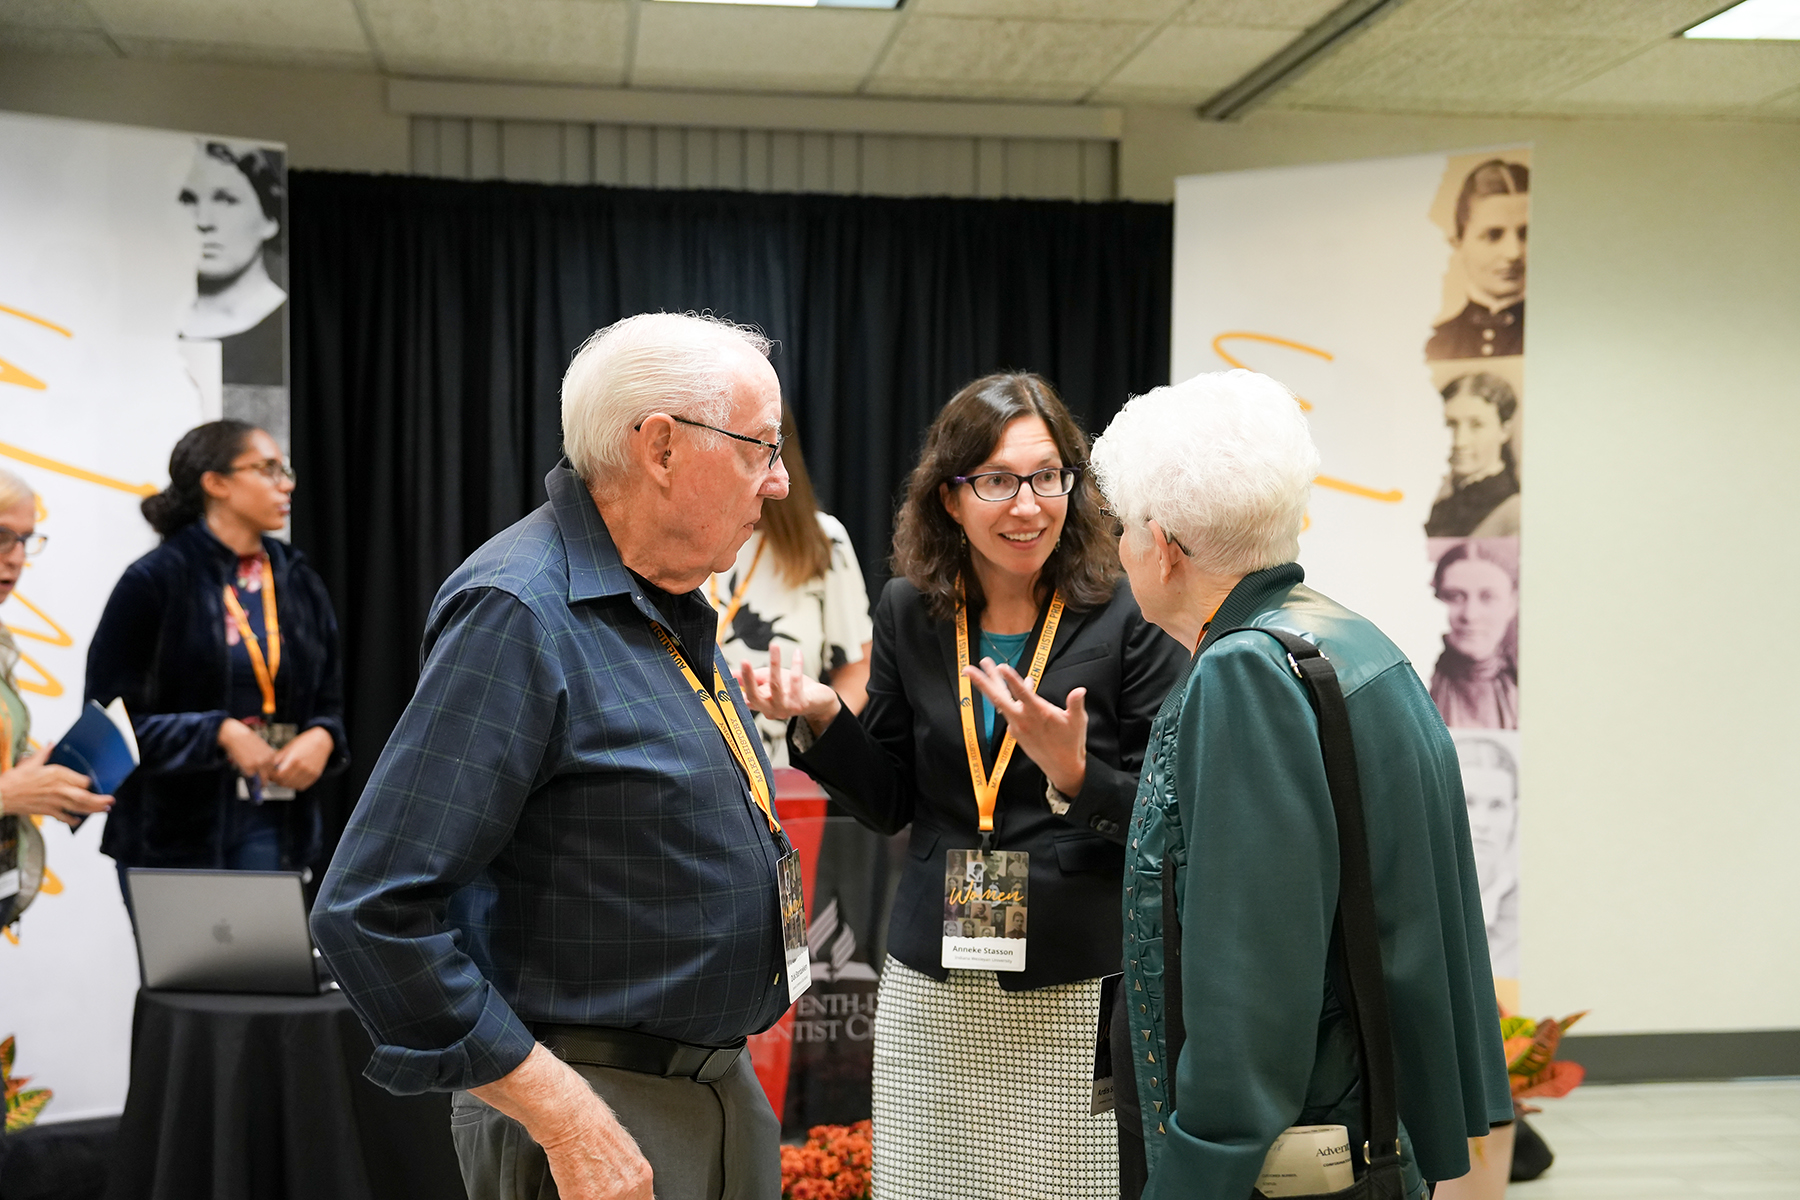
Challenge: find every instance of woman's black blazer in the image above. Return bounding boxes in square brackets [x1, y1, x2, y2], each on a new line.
[86, 521, 349, 869]
[790, 575, 1187, 992]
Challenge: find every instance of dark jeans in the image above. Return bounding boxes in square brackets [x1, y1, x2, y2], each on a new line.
[115, 799, 287, 924]
[450, 1052, 780, 1200]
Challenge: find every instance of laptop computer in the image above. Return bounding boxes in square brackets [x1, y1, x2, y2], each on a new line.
[126, 868, 334, 995]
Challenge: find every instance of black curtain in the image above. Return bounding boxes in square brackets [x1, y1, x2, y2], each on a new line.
[288, 171, 1172, 857]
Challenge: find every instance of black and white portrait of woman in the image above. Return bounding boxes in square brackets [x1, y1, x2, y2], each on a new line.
[1425, 158, 1527, 361]
[1453, 732, 1519, 978]
[1428, 538, 1518, 730]
[178, 140, 287, 388]
[1425, 371, 1519, 538]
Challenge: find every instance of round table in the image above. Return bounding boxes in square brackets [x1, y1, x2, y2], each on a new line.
[105, 988, 465, 1200]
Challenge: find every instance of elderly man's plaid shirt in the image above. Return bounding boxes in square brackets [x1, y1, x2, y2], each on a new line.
[313, 462, 791, 1095]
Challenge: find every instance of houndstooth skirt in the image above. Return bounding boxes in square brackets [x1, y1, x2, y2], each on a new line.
[870, 956, 1118, 1200]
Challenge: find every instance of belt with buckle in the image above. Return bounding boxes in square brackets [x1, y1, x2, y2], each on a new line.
[534, 1023, 746, 1085]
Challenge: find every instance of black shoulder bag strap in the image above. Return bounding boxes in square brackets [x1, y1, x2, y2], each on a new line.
[1161, 626, 1403, 1194]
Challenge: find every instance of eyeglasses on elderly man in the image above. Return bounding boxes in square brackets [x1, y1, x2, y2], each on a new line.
[634, 412, 786, 471]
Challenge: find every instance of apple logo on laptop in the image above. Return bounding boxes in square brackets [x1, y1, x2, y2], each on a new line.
[212, 919, 233, 945]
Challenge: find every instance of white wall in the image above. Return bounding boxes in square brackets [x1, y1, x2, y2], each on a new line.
[1125, 106, 1800, 1036]
[5, 48, 1796, 1034]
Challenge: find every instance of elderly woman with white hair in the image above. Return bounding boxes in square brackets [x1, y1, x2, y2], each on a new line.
[1088, 370, 1512, 1200]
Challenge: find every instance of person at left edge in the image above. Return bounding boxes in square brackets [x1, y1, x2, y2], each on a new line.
[86, 421, 345, 907]
[311, 313, 796, 1200]
[2, 467, 113, 932]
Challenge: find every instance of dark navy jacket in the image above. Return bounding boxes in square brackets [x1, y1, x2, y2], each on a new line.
[87, 521, 348, 869]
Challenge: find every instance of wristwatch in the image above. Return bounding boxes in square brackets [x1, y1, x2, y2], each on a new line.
[1044, 778, 1071, 816]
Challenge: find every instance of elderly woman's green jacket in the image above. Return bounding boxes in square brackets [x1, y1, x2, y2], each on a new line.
[1123, 563, 1511, 1200]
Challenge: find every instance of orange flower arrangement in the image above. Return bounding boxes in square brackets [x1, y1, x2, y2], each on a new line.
[781, 1120, 873, 1200]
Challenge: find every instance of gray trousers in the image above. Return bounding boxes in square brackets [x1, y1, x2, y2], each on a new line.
[450, 1053, 781, 1200]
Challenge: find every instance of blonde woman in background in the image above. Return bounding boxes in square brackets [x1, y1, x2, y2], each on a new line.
[710, 405, 873, 767]
[0, 468, 112, 932]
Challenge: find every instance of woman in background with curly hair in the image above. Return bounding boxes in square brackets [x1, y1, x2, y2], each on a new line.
[87, 420, 346, 907]
[740, 373, 1186, 1199]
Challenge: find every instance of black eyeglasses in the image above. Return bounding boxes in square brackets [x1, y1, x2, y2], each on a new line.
[222, 459, 296, 484]
[952, 465, 1082, 503]
[644, 414, 786, 470]
[0, 529, 47, 557]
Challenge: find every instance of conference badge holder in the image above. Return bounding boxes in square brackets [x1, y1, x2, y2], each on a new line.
[940, 848, 1029, 972]
[778, 846, 811, 1004]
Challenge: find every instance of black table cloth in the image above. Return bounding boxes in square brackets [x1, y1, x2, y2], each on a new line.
[105, 989, 464, 1200]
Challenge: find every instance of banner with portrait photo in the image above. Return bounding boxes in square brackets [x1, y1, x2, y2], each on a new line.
[0, 109, 289, 1119]
[1172, 145, 1527, 1005]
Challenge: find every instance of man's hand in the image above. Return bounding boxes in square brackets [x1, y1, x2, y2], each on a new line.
[267, 727, 334, 792]
[470, 1043, 654, 1200]
[736, 644, 842, 735]
[962, 658, 1088, 798]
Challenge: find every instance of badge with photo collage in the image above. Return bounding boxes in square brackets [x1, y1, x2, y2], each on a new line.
[778, 848, 811, 1003]
[940, 848, 1029, 971]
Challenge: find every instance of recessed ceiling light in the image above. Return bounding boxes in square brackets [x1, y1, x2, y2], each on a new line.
[1683, 0, 1800, 39]
[651, 0, 902, 8]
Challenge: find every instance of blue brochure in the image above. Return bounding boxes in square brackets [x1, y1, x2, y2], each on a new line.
[49, 698, 140, 798]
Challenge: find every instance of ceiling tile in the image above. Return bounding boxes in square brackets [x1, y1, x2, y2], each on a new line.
[0, 0, 101, 29]
[633, 5, 895, 92]
[1281, 32, 1640, 106]
[1095, 23, 1292, 102]
[363, 0, 629, 85]
[1435, 0, 1724, 40]
[1175, 0, 1340, 31]
[1550, 39, 1800, 109]
[870, 14, 1148, 92]
[907, 0, 1183, 20]
[87, 0, 367, 54]
[1365, 0, 1473, 33]
[0, 23, 114, 52]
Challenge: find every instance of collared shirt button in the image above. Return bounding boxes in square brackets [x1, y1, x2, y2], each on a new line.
[1481, 345, 1494, 355]
[1483, 328, 1496, 340]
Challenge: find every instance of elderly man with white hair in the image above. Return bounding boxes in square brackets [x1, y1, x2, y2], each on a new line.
[314, 313, 800, 1200]
[1088, 370, 1511, 1200]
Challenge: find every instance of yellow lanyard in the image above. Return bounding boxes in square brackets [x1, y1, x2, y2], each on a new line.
[708, 540, 766, 642]
[222, 556, 280, 718]
[650, 622, 780, 835]
[954, 576, 1065, 834]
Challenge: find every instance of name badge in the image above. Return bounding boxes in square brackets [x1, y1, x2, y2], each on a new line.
[778, 847, 812, 1004]
[940, 848, 1028, 972]
[255, 723, 300, 801]
[0, 868, 18, 901]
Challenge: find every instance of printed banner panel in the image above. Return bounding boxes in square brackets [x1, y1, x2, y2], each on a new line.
[1173, 147, 1528, 997]
[0, 109, 289, 1119]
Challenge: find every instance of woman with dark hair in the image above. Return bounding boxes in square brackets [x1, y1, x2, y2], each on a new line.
[1424, 371, 1520, 537]
[739, 373, 1187, 1198]
[1426, 158, 1528, 361]
[87, 421, 346, 902]
[711, 405, 873, 767]
[178, 140, 287, 386]
[1429, 539, 1519, 730]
